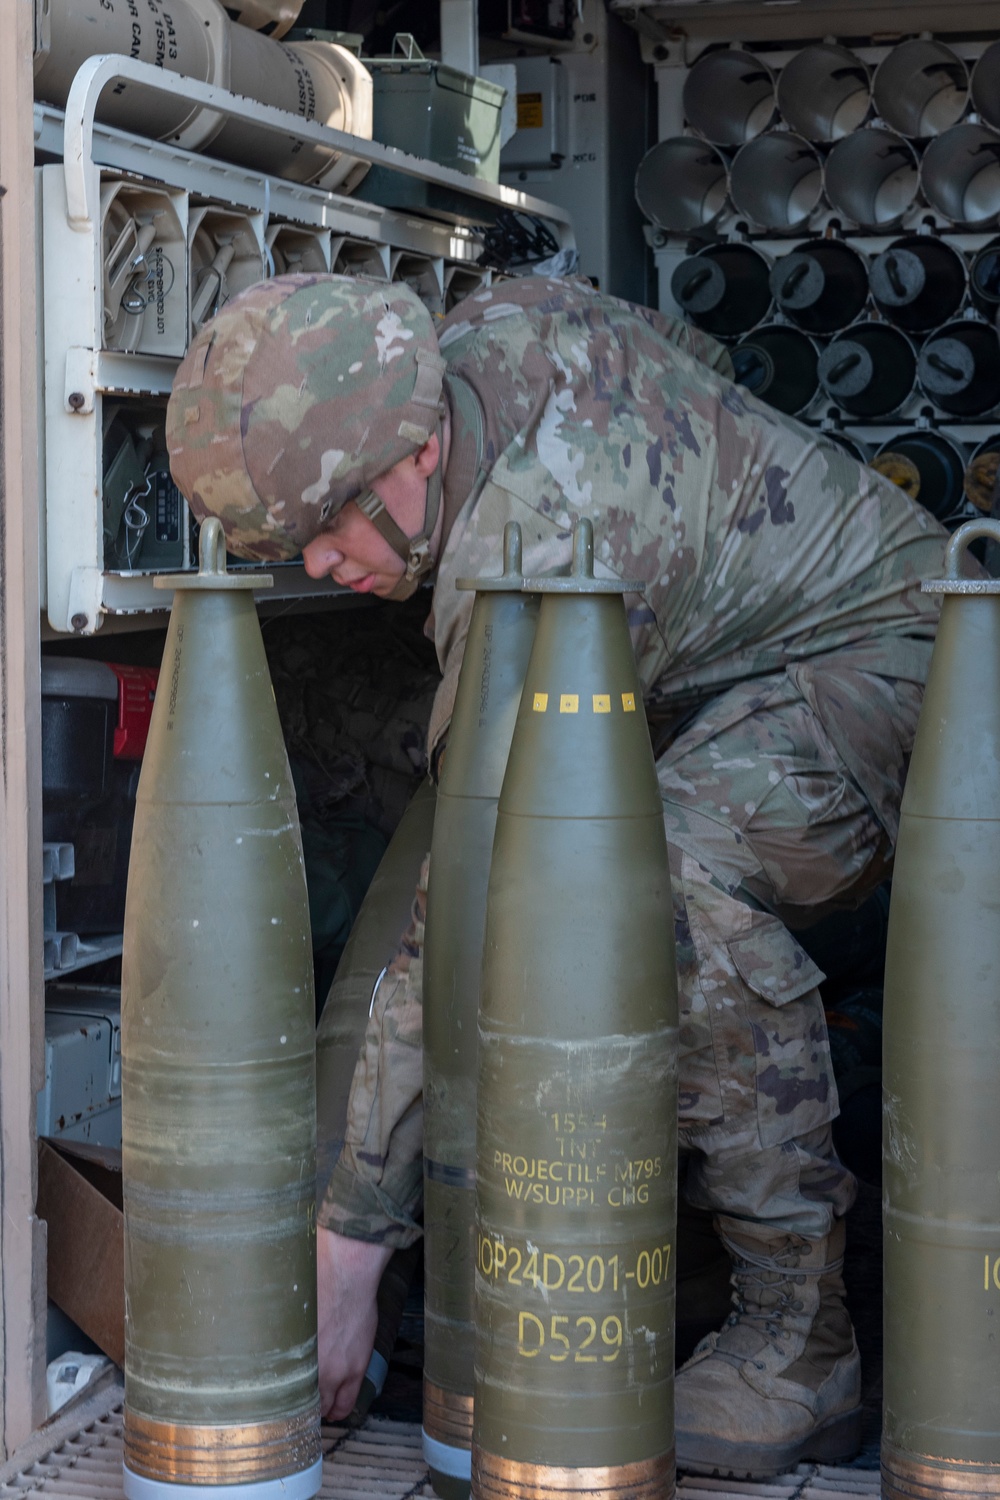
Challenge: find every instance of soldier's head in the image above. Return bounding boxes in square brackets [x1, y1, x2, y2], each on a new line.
[166, 273, 447, 599]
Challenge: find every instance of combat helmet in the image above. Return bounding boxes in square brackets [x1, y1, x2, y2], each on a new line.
[166, 273, 447, 597]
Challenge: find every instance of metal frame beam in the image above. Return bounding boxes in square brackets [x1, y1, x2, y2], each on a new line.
[0, 0, 48, 1457]
[612, 0, 1000, 50]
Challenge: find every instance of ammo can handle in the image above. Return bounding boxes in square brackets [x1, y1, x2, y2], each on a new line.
[944, 519, 1000, 578]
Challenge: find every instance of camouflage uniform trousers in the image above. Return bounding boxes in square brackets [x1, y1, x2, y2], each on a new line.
[322, 862, 429, 1242]
[661, 656, 925, 1245]
[323, 649, 926, 1249]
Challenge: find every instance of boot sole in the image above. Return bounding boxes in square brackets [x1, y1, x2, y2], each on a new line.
[676, 1404, 864, 1480]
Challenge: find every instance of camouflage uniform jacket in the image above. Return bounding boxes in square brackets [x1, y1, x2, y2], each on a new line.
[427, 277, 943, 789]
[320, 276, 947, 1245]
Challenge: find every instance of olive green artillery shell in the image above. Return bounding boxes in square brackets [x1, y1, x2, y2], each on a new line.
[882, 520, 1000, 1499]
[120, 523, 320, 1486]
[423, 524, 539, 1498]
[474, 524, 679, 1492]
[316, 777, 437, 1198]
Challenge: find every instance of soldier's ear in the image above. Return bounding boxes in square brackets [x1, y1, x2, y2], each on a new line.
[412, 431, 441, 477]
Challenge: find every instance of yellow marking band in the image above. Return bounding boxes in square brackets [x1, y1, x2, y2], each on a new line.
[534, 692, 637, 714]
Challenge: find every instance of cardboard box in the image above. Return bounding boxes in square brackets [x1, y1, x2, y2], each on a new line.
[37, 1138, 124, 1368]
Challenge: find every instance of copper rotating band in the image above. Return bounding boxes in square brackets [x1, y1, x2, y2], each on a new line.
[882, 1442, 1000, 1498]
[423, 1379, 474, 1448]
[124, 1405, 321, 1485]
[472, 1446, 674, 1500]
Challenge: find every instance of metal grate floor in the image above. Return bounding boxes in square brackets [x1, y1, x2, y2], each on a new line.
[0, 1382, 878, 1500]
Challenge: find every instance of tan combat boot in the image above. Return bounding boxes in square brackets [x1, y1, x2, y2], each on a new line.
[674, 1216, 863, 1478]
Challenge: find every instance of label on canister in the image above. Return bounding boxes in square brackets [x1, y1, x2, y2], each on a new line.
[475, 1028, 677, 1469]
[517, 93, 544, 129]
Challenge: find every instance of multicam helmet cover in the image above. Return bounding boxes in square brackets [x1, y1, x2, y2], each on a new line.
[166, 273, 446, 561]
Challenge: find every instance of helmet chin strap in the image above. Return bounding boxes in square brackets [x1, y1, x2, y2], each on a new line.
[354, 421, 444, 602]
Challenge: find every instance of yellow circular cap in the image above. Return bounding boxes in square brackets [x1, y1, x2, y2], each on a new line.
[872, 451, 922, 501]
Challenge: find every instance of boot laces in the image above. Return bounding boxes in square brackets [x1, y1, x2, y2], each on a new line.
[724, 1264, 801, 1345]
[711, 1235, 845, 1361]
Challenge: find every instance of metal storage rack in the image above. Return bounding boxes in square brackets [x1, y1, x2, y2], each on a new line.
[36, 54, 574, 636]
[620, 12, 1000, 537]
[34, 53, 574, 1005]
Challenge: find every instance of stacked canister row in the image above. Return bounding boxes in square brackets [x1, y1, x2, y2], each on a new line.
[636, 36, 1000, 528]
[638, 40, 1000, 233]
[664, 235, 1000, 518]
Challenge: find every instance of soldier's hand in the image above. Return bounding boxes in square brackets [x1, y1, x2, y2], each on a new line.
[316, 1228, 393, 1420]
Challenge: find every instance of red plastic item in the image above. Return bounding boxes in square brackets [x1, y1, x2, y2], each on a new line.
[107, 664, 159, 759]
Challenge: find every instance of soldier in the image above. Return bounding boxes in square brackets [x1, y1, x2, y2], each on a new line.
[166, 273, 946, 1479]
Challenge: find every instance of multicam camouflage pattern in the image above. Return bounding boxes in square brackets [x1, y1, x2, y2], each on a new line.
[318, 278, 950, 1247]
[429, 276, 943, 754]
[319, 858, 430, 1242]
[687, 1124, 856, 1245]
[657, 662, 927, 1187]
[166, 274, 445, 560]
[431, 275, 946, 1152]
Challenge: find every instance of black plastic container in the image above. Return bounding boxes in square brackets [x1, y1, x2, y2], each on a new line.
[670, 243, 772, 339]
[770, 240, 869, 334]
[870, 236, 967, 332]
[917, 321, 1000, 417]
[873, 431, 968, 521]
[41, 658, 118, 813]
[818, 322, 916, 418]
[731, 326, 820, 416]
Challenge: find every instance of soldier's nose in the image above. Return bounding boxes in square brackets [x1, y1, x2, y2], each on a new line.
[301, 535, 345, 579]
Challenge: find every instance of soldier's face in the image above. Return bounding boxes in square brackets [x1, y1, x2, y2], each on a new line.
[301, 431, 443, 596]
[301, 497, 408, 596]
